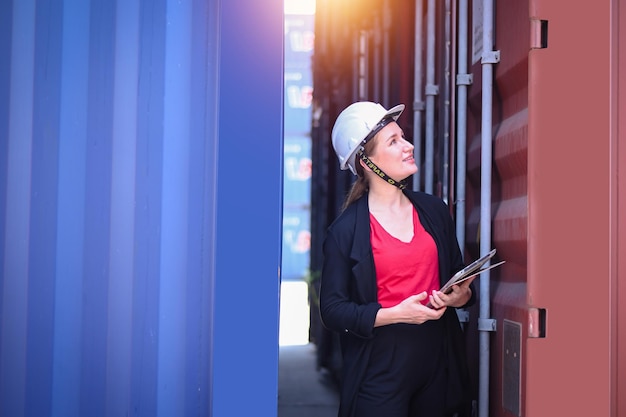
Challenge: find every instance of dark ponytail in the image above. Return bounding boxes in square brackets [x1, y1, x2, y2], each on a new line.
[342, 174, 368, 211]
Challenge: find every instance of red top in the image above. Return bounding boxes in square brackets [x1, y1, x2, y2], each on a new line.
[370, 207, 440, 308]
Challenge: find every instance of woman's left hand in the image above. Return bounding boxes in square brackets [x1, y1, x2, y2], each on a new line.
[428, 277, 474, 309]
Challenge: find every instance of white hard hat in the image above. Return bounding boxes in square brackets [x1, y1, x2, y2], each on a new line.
[331, 101, 405, 175]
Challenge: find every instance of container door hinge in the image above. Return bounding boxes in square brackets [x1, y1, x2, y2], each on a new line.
[425, 84, 439, 96]
[413, 100, 425, 111]
[530, 19, 548, 49]
[478, 318, 497, 332]
[456, 73, 473, 86]
[528, 307, 546, 338]
[481, 50, 500, 64]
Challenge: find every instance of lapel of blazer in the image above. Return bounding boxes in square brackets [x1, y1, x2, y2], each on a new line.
[348, 195, 378, 303]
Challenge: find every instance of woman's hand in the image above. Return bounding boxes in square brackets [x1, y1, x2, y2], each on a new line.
[375, 292, 447, 327]
[429, 277, 475, 309]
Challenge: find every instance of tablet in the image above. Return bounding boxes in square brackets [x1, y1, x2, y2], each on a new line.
[438, 249, 503, 294]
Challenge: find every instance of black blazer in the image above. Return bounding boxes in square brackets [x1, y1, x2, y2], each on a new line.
[319, 190, 474, 417]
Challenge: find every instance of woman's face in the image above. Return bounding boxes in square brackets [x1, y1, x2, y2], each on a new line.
[365, 122, 417, 181]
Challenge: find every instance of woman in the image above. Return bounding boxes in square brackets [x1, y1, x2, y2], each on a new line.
[319, 101, 475, 417]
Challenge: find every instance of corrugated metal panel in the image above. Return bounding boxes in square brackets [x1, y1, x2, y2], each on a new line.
[463, 2, 531, 416]
[527, 0, 614, 416]
[0, 1, 283, 416]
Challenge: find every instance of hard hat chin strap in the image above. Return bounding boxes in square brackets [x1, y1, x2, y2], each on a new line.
[358, 152, 407, 190]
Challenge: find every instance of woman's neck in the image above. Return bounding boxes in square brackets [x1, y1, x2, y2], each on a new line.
[367, 181, 408, 213]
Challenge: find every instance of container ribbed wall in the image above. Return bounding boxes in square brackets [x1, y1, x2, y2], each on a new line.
[0, 1, 283, 416]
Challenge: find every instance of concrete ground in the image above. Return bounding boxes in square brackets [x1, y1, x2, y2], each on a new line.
[278, 343, 339, 417]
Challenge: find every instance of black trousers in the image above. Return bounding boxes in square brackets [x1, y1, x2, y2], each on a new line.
[354, 321, 448, 417]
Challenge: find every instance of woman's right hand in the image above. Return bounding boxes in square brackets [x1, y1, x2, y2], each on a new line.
[375, 292, 447, 327]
